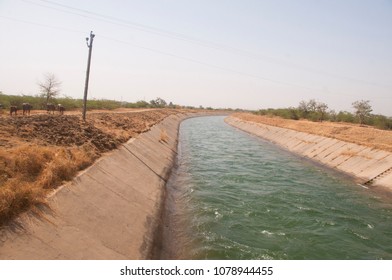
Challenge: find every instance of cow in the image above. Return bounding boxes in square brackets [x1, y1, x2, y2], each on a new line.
[22, 103, 32, 115]
[10, 106, 18, 116]
[46, 103, 56, 114]
[57, 104, 65, 115]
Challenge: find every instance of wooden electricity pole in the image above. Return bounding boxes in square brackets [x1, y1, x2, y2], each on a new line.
[82, 31, 95, 121]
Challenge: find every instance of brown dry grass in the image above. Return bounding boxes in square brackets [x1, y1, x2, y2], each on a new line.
[0, 144, 96, 223]
[159, 129, 169, 143]
[233, 113, 392, 152]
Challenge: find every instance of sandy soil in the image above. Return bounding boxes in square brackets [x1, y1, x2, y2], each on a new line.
[233, 113, 392, 153]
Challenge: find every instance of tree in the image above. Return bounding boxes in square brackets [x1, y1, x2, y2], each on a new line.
[298, 99, 326, 121]
[149, 97, 167, 108]
[316, 102, 328, 122]
[328, 109, 337, 122]
[352, 100, 372, 125]
[38, 73, 61, 104]
[307, 99, 317, 112]
[298, 100, 310, 118]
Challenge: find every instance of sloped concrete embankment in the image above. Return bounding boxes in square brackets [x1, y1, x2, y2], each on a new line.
[0, 113, 195, 259]
[225, 116, 392, 190]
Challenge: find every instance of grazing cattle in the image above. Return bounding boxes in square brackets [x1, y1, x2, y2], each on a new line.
[57, 104, 65, 115]
[10, 106, 18, 116]
[46, 103, 56, 114]
[22, 103, 32, 115]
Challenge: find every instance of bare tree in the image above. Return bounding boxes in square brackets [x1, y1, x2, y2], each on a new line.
[352, 100, 372, 125]
[149, 97, 167, 108]
[38, 73, 61, 104]
[316, 102, 328, 122]
[307, 99, 317, 112]
[298, 99, 324, 120]
[298, 100, 309, 117]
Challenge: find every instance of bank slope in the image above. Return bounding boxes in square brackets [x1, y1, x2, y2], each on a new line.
[225, 116, 392, 191]
[0, 113, 195, 259]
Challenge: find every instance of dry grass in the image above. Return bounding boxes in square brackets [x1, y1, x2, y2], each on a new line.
[340, 150, 358, 157]
[159, 129, 169, 143]
[233, 113, 392, 152]
[0, 144, 97, 225]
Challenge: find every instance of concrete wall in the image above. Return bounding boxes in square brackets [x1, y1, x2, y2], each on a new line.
[225, 116, 392, 190]
[0, 113, 199, 260]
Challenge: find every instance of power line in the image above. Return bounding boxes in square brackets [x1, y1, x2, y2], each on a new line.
[1, 13, 310, 91]
[98, 34, 392, 100]
[98, 34, 317, 91]
[21, 0, 392, 89]
[1, 13, 389, 100]
[0, 15, 85, 34]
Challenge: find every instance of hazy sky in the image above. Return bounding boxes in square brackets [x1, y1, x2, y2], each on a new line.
[1, 0, 391, 115]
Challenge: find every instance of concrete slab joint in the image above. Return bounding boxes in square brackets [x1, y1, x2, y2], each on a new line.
[225, 116, 392, 191]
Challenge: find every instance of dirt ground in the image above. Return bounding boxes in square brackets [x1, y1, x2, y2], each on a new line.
[0, 108, 181, 151]
[233, 113, 392, 153]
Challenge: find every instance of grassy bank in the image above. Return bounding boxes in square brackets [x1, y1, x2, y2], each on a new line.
[234, 113, 392, 152]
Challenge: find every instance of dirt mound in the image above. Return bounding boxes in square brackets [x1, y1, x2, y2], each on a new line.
[0, 109, 179, 152]
[2, 114, 118, 152]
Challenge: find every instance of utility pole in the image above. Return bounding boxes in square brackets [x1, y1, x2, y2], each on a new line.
[82, 31, 95, 121]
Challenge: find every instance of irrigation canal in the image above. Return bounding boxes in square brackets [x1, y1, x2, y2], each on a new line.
[160, 116, 392, 259]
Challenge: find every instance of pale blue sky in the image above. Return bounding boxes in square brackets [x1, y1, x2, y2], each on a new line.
[0, 0, 391, 115]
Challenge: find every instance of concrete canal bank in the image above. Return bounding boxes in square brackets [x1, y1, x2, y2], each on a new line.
[0, 112, 207, 259]
[225, 116, 392, 190]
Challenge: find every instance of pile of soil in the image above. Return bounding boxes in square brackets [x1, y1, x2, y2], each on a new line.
[0, 109, 179, 152]
[1, 115, 117, 152]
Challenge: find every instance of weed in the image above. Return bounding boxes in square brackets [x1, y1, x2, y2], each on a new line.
[159, 129, 169, 143]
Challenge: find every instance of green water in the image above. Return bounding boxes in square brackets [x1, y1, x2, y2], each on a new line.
[163, 116, 392, 260]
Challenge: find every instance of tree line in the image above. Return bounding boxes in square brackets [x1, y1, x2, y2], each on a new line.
[0, 92, 183, 111]
[0, 73, 183, 111]
[256, 99, 392, 130]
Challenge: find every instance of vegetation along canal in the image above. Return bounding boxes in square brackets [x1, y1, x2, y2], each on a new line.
[160, 116, 392, 260]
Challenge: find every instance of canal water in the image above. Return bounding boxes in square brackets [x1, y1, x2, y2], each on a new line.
[161, 116, 392, 260]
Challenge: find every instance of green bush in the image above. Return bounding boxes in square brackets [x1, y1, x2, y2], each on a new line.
[368, 115, 392, 130]
[0, 93, 153, 111]
[254, 106, 391, 131]
[335, 111, 355, 123]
